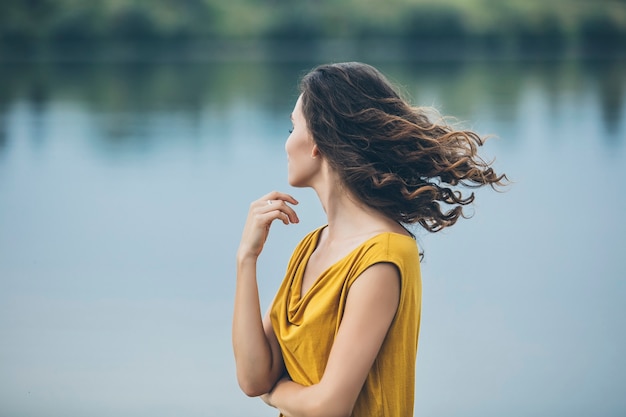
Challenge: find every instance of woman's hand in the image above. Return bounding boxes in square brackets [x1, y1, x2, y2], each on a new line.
[237, 191, 299, 261]
[233, 192, 295, 396]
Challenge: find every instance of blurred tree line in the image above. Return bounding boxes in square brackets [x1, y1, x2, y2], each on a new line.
[0, 0, 624, 50]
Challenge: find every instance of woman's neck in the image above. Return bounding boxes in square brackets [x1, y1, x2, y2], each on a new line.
[312, 169, 399, 242]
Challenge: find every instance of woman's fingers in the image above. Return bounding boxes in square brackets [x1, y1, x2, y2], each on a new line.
[257, 208, 291, 226]
[262, 191, 299, 207]
[258, 196, 299, 224]
[238, 192, 300, 259]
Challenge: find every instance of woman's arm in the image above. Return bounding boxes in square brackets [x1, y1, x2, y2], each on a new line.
[261, 262, 401, 417]
[232, 192, 299, 396]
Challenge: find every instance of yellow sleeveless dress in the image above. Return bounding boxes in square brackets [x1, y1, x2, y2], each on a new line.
[270, 226, 422, 417]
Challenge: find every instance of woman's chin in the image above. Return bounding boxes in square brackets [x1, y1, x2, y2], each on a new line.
[287, 177, 306, 188]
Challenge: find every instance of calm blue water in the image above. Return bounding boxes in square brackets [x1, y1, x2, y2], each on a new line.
[1, 55, 625, 416]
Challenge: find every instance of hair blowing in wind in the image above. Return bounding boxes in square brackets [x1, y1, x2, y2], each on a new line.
[300, 62, 508, 232]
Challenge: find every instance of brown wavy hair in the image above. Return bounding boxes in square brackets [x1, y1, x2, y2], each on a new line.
[300, 62, 507, 232]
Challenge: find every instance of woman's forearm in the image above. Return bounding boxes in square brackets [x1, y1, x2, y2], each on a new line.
[233, 192, 298, 396]
[232, 255, 276, 396]
[263, 378, 352, 417]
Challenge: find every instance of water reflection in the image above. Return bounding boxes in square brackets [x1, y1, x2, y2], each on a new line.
[1, 56, 623, 160]
[589, 59, 626, 138]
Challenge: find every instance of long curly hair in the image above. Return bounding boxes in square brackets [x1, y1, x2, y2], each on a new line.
[300, 62, 507, 232]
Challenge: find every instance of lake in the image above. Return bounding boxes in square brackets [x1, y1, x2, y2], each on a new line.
[1, 45, 625, 416]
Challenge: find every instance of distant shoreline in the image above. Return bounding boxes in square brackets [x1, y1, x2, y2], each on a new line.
[1, 38, 624, 64]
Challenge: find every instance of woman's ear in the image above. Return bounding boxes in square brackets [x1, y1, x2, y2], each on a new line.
[311, 144, 320, 159]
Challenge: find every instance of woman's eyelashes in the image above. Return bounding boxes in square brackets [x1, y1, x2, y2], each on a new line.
[289, 127, 294, 134]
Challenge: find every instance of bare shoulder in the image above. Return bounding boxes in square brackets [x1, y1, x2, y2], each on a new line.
[347, 262, 400, 313]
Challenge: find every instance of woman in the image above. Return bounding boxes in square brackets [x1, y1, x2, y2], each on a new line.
[233, 62, 506, 417]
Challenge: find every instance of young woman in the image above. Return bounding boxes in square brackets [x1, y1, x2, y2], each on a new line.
[233, 62, 506, 417]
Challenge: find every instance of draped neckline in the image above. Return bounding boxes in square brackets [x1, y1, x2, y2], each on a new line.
[287, 226, 414, 319]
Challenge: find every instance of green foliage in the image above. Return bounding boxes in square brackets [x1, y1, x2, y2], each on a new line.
[0, 0, 624, 45]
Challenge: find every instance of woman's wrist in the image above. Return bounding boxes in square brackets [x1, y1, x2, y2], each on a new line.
[236, 248, 259, 266]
